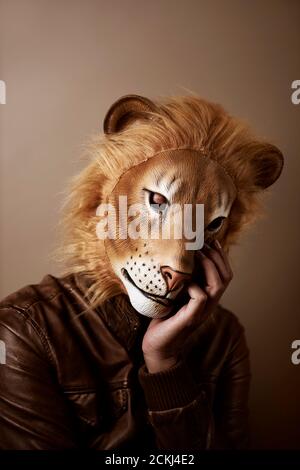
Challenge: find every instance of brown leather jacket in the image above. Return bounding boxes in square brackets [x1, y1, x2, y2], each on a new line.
[0, 273, 251, 450]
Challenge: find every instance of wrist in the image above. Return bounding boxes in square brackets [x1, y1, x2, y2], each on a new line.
[138, 359, 198, 411]
[143, 353, 178, 373]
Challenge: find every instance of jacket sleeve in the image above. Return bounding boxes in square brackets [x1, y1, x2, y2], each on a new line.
[138, 321, 251, 450]
[138, 360, 213, 450]
[0, 307, 77, 449]
[213, 322, 251, 449]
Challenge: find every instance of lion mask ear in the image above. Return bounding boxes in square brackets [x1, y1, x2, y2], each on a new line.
[246, 142, 284, 190]
[232, 141, 284, 191]
[103, 94, 159, 134]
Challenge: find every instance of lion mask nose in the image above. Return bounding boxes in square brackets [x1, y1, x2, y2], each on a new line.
[160, 266, 191, 291]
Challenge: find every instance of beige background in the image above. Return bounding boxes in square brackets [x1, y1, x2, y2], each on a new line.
[0, 0, 299, 448]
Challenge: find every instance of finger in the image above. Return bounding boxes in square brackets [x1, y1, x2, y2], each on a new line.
[150, 283, 206, 332]
[200, 243, 232, 283]
[213, 240, 233, 281]
[197, 251, 224, 297]
[173, 283, 207, 330]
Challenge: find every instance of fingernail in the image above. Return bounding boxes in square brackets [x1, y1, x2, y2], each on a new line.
[214, 239, 222, 250]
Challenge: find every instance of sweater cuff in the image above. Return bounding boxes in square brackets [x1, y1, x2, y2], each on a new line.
[138, 360, 198, 411]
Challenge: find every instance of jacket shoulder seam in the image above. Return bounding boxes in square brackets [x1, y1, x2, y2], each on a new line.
[0, 287, 60, 313]
[0, 304, 56, 367]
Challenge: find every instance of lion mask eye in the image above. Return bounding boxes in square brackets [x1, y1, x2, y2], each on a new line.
[206, 216, 226, 232]
[148, 191, 168, 212]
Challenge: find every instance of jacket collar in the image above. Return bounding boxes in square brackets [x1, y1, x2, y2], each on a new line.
[71, 272, 214, 353]
[97, 294, 151, 351]
[72, 272, 150, 351]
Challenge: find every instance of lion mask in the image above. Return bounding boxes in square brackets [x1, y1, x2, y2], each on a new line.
[60, 94, 283, 319]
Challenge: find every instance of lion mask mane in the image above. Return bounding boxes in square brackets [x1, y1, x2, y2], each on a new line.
[59, 94, 283, 319]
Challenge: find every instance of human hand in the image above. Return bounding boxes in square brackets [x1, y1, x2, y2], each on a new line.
[142, 240, 233, 373]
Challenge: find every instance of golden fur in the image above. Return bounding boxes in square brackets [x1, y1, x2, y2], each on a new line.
[55, 94, 283, 310]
